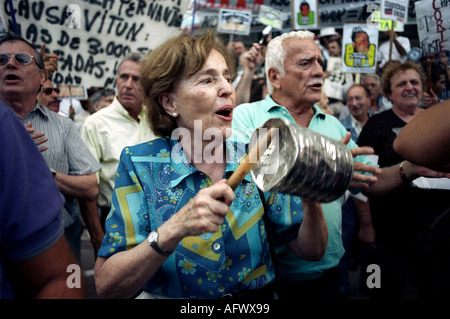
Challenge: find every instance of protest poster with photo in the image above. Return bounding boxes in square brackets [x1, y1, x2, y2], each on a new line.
[292, 0, 318, 29]
[342, 23, 379, 74]
[217, 9, 252, 35]
[381, 0, 409, 24]
[415, 0, 450, 56]
[0, 0, 189, 88]
[323, 56, 348, 101]
[258, 5, 283, 30]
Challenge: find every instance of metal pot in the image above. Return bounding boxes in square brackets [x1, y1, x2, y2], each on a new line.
[249, 118, 354, 203]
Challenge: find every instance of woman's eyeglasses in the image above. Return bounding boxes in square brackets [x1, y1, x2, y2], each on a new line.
[0, 52, 34, 66]
[42, 87, 60, 95]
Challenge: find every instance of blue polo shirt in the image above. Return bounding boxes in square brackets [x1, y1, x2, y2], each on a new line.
[232, 94, 369, 280]
[1, 104, 64, 298]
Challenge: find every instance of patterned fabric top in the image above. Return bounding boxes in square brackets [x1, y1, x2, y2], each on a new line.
[98, 138, 305, 298]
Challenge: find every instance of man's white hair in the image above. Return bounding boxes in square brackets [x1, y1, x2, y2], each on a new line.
[265, 30, 316, 94]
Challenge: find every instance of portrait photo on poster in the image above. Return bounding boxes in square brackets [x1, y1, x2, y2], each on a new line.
[342, 23, 379, 74]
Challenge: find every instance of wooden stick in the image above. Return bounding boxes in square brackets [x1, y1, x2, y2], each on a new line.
[388, 20, 395, 63]
[227, 128, 273, 191]
[426, 60, 432, 94]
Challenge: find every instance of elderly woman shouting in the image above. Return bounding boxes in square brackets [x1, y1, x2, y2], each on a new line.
[94, 31, 327, 299]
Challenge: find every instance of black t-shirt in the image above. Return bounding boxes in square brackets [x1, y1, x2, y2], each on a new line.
[358, 110, 450, 248]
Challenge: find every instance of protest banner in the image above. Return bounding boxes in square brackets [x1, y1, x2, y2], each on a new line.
[59, 84, 87, 100]
[342, 23, 379, 74]
[320, 0, 416, 28]
[414, 0, 450, 56]
[292, 0, 318, 29]
[0, 0, 189, 87]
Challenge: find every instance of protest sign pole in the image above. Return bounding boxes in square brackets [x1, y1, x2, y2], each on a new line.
[426, 61, 432, 94]
[190, 0, 197, 35]
[388, 20, 394, 63]
[7, 0, 18, 33]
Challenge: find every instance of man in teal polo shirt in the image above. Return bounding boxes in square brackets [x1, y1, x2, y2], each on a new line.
[232, 30, 450, 299]
[232, 30, 394, 299]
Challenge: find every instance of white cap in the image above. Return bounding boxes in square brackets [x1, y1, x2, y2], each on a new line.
[319, 27, 338, 38]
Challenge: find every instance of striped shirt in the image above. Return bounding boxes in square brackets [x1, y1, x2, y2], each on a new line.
[20, 102, 101, 175]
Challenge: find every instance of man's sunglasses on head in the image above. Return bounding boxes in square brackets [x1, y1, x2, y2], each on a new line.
[0, 52, 34, 66]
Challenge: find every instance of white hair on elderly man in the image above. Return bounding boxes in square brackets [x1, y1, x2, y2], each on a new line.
[265, 30, 315, 94]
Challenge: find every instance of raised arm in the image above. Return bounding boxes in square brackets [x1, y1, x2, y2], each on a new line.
[393, 100, 450, 172]
[235, 43, 265, 106]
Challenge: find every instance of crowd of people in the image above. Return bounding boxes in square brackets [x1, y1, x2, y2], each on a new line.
[1, 23, 449, 300]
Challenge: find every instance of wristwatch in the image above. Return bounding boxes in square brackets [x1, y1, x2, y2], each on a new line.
[148, 230, 172, 257]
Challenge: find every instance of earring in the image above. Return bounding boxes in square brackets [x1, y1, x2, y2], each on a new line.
[172, 112, 178, 117]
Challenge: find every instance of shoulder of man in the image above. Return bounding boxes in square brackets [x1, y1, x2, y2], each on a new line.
[41, 104, 75, 129]
[232, 100, 268, 143]
[234, 98, 270, 123]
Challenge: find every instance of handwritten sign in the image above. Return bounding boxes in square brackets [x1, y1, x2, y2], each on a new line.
[0, 0, 188, 87]
[414, 0, 450, 56]
[58, 84, 87, 100]
[342, 23, 379, 74]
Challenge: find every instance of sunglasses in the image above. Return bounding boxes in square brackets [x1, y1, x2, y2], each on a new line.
[0, 52, 34, 66]
[42, 87, 60, 95]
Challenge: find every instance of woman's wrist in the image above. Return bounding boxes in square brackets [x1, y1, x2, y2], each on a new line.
[156, 218, 184, 253]
[399, 161, 419, 183]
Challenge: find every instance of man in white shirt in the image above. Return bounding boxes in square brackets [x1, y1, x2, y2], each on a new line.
[80, 53, 158, 230]
[377, 31, 410, 70]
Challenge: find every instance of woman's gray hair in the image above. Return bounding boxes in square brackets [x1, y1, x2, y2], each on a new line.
[265, 30, 315, 94]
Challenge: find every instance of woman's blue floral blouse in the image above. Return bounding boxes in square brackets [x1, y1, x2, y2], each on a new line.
[98, 138, 305, 298]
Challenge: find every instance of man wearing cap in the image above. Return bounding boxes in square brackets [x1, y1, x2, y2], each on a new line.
[377, 31, 410, 71]
[318, 27, 340, 62]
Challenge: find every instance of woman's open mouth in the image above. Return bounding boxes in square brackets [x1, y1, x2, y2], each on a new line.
[215, 106, 233, 121]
